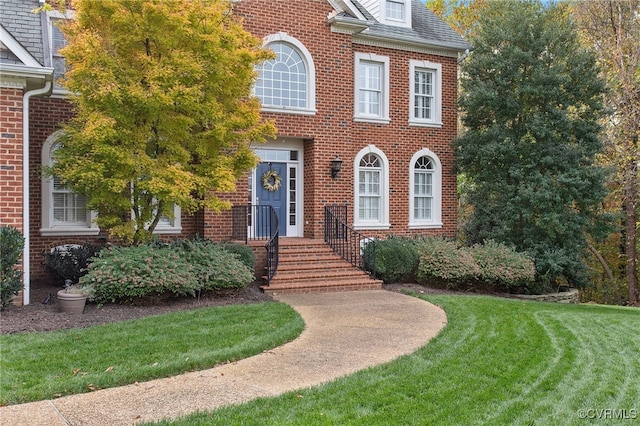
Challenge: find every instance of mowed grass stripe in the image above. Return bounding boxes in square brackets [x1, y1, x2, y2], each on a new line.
[153, 295, 640, 426]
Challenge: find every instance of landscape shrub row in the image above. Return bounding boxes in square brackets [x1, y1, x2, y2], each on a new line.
[43, 239, 254, 304]
[365, 236, 536, 293]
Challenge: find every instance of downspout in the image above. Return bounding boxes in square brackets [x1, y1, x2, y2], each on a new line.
[22, 81, 53, 305]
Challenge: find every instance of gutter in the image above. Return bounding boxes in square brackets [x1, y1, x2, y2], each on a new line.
[22, 80, 53, 305]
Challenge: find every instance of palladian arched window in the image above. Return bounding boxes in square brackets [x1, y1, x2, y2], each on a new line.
[255, 33, 316, 114]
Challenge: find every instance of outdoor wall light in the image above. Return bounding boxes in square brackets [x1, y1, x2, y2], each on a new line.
[331, 155, 343, 179]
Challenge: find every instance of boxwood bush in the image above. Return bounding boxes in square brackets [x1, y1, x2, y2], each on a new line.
[0, 226, 24, 309]
[363, 236, 418, 283]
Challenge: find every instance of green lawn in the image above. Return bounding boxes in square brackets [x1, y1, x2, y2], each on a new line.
[154, 294, 640, 426]
[0, 302, 304, 405]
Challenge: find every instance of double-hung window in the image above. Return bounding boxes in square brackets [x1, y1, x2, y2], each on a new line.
[354, 145, 390, 229]
[409, 149, 442, 228]
[41, 133, 98, 236]
[354, 53, 390, 123]
[409, 60, 442, 127]
[381, 0, 411, 27]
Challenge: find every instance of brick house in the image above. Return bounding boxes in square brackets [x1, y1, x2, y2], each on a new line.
[1, 0, 470, 304]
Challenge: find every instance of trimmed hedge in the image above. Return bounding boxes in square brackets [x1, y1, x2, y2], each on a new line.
[415, 237, 480, 288]
[81, 239, 255, 304]
[363, 236, 418, 283]
[414, 237, 536, 292]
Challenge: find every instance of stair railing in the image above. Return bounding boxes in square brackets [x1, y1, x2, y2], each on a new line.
[324, 204, 376, 279]
[231, 204, 279, 285]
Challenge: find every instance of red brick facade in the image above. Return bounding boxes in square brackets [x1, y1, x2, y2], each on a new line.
[0, 87, 24, 231]
[2, 0, 466, 301]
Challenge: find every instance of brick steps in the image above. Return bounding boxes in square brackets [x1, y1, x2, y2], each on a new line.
[262, 238, 382, 295]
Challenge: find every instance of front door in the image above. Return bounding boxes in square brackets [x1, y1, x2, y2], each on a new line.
[256, 162, 287, 236]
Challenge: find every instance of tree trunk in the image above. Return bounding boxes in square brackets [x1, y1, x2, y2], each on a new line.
[624, 159, 638, 305]
[587, 241, 615, 282]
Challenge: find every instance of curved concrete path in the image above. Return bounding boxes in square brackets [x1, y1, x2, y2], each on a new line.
[0, 290, 446, 426]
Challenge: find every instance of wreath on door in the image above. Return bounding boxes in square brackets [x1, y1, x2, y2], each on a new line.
[261, 169, 282, 192]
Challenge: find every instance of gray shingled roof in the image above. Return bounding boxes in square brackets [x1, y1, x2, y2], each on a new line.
[0, 0, 45, 66]
[351, 0, 472, 52]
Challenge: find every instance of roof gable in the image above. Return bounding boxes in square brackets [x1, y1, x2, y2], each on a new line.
[0, 0, 45, 66]
[0, 24, 43, 67]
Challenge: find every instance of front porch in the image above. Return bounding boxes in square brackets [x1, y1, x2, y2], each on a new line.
[233, 205, 382, 295]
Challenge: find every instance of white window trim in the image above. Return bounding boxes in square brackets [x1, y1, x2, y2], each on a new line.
[380, 0, 412, 28]
[152, 204, 182, 235]
[43, 9, 73, 96]
[354, 145, 390, 230]
[257, 32, 316, 115]
[40, 131, 99, 236]
[409, 60, 443, 128]
[409, 148, 442, 229]
[354, 52, 390, 124]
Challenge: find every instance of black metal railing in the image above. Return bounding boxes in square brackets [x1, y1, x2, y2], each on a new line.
[324, 205, 376, 279]
[231, 205, 279, 285]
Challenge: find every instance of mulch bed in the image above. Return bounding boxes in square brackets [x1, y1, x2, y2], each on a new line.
[0, 280, 514, 335]
[0, 280, 273, 335]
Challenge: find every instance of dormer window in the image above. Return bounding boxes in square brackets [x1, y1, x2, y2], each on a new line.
[42, 9, 73, 89]
[381, 0, 411, 28]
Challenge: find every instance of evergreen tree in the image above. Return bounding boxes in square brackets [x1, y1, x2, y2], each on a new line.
[52, 0, 275, 244]
[454, 0, 607, 288]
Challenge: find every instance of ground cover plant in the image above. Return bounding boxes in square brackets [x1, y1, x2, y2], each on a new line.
[0, 302, 303, 405]
[155, 295, 640, 426]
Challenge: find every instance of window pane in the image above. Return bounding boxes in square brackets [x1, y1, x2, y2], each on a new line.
[256, 42, 307, 108]
[358, 61, 382, 116]
[386, 0, 405, 20]
[414, 69, 434, 120]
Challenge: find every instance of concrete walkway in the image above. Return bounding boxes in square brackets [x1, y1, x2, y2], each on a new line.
[0, 290, 447, 425]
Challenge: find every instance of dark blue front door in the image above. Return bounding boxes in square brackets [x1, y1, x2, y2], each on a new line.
[256, 162, 287, 236]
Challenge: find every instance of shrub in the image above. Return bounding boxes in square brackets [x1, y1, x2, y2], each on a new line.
[470, 241, 535, 291]
[43, 243, 100, 284]
[219, 242, 255, 273]
[363, 236, 418, 283]
[0, 226, 24, 309]
[80, 245, 199, 304]
[415, 237, 480, 289]
[173, 239, 254, 290]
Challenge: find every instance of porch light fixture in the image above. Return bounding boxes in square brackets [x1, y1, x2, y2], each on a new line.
[331, 155, 343, 179]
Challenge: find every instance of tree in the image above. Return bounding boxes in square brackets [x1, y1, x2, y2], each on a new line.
[52, 0, 276, 244]
[573, 0, 639, 305]
[453, 0, 608, 289]
[426, 0, 487, 39]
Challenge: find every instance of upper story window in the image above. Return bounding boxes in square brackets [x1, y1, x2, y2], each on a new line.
[381, 0, 412, 28]
[354, 53, 390, 123]
[255, 32, 316, 115]
[41, 132, 98, 236]
[354, 145, 390, 230]
[409, 148, 442, 228]
[409, 60, 442, 127]
[42, 9, 73, 87]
